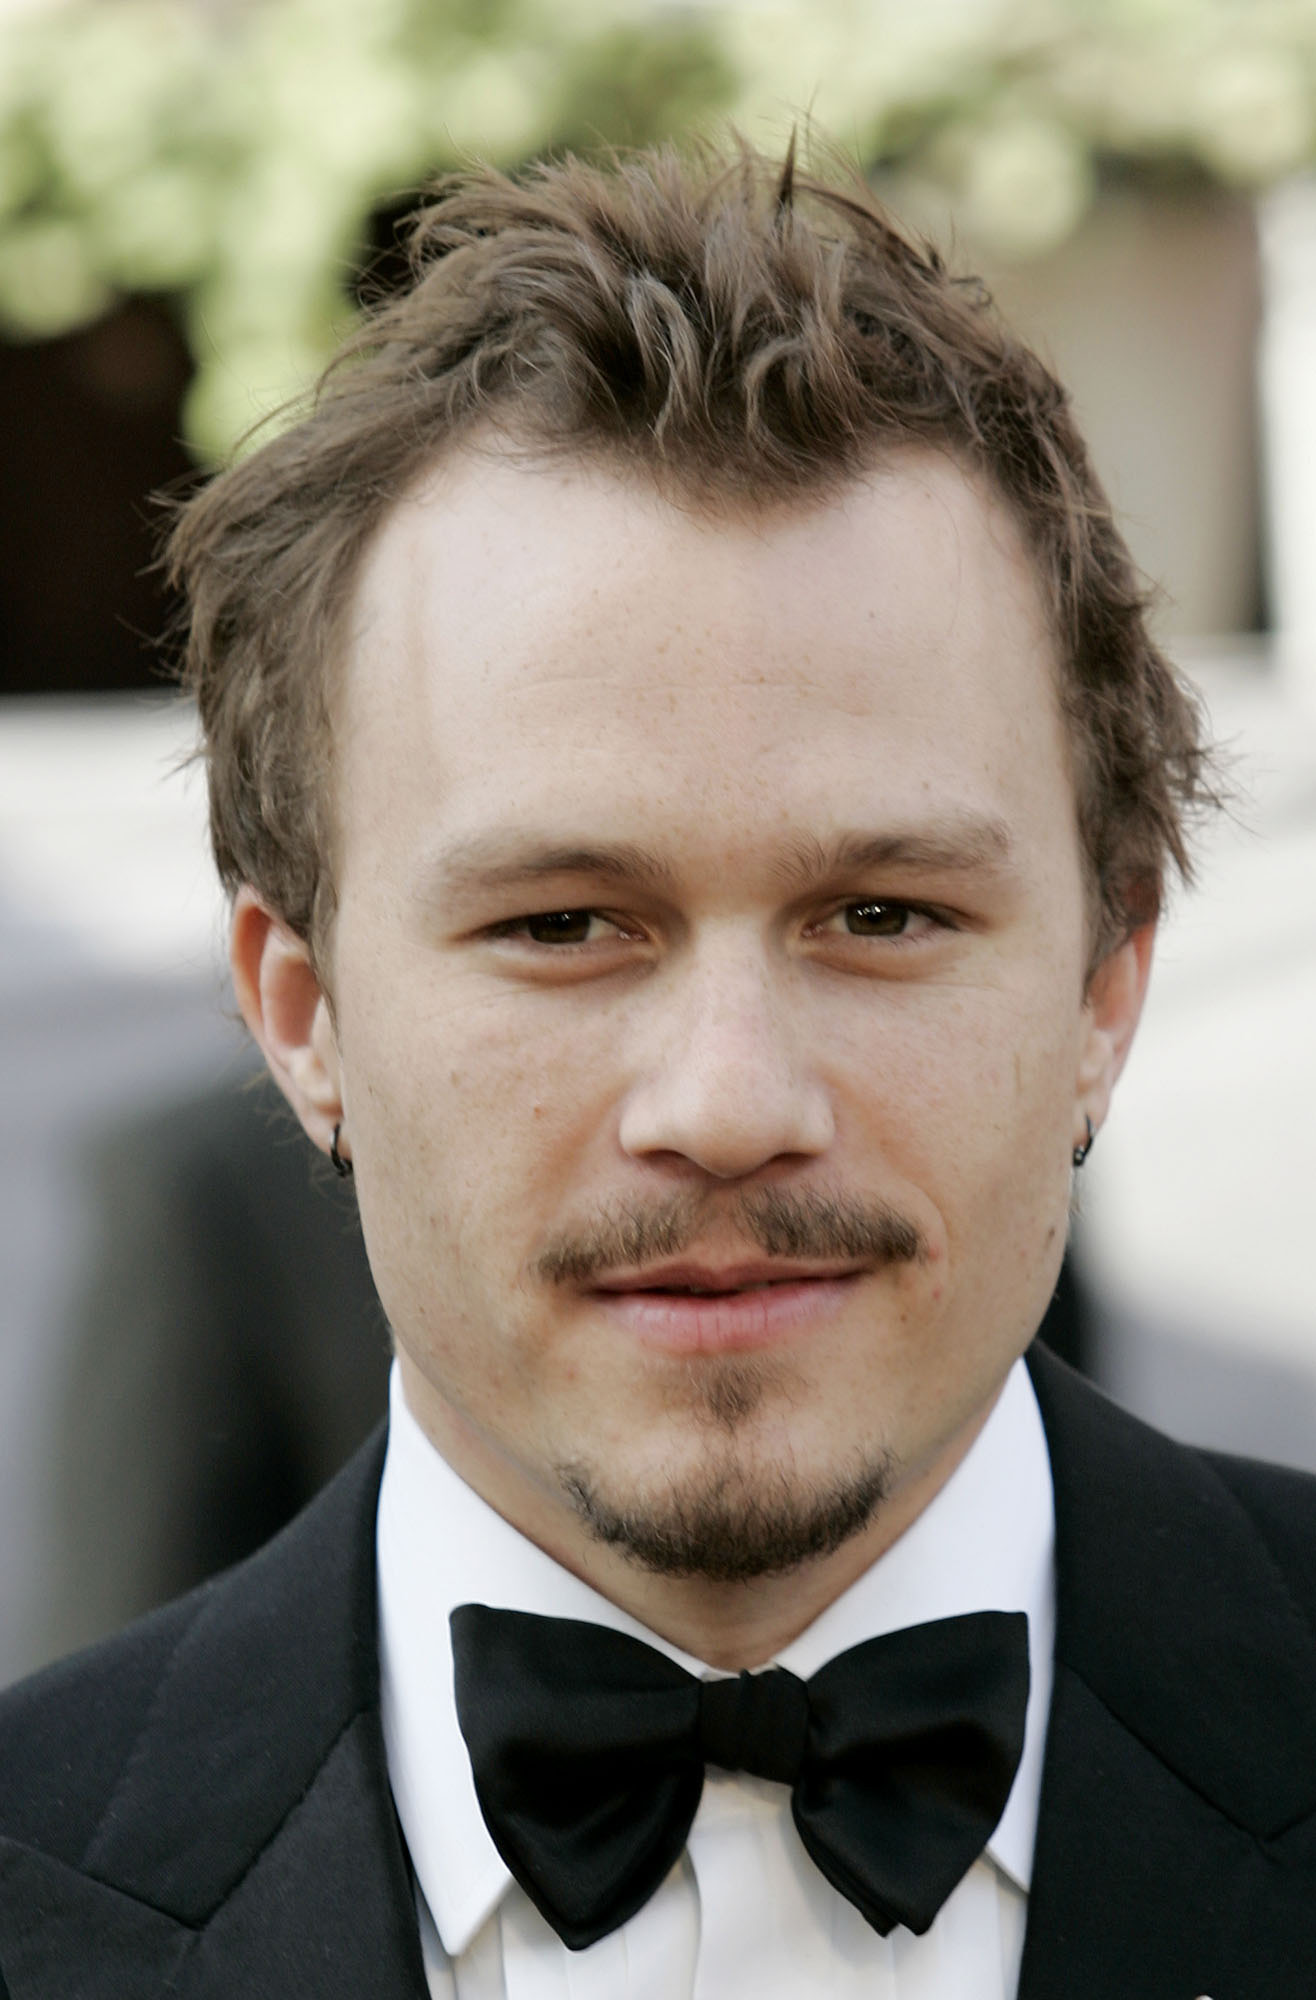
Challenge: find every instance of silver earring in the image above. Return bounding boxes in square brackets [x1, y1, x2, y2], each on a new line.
[1072, 1114, 1095, 1169]
[330, 1123, 353, 1178]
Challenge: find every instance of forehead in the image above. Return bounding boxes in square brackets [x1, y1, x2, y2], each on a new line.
[335, 443, 1074, 889]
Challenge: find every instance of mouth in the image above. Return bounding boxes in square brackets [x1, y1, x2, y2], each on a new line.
[589, 1261, 867, 1355]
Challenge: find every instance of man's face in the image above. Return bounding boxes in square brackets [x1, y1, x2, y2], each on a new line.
[269, 445, 1142, 1588]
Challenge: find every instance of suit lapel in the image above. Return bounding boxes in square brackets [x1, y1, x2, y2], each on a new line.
[16, 1427, 427, 1997]
[174, 1712, 425, 1998]
[0, 1843, 193, 1996]
[1019, 1346, 1316, 1999]
[2, 1726, 424, 2000]
[1018, 1661, 1274, 2000]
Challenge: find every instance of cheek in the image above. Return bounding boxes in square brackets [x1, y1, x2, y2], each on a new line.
[837, 980, 1075, 1154]
[940, 1010, 1079, 1310]
[344, 978, 621, 1259]
[833, 981, 1080, 1302]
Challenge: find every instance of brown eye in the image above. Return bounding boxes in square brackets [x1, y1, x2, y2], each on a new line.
[844, 900, 911, 937]
[524, 910, 596, 944]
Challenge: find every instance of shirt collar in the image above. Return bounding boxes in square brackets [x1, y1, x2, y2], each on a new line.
[377, 1355, 1055, 1955]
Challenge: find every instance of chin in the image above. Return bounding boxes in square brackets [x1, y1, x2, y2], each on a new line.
[553, 1431, 899, 1584]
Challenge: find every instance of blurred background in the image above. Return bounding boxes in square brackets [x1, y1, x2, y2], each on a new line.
[2, 0, 1315, 1685]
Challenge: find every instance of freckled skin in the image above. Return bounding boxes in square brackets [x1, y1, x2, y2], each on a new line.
[234, 443, 1152, 1666]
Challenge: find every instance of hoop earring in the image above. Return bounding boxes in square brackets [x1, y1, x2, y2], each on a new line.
[1072, 1114, 1095, 1169]
[330, 1123, 353, 1178]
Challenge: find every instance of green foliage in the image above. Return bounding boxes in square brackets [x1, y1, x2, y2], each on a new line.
[0, 0, 741, 456]
[2, 0, 1313, 460]
[546, 18, 738, 158]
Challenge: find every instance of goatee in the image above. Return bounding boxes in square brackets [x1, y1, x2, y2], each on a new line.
[557, 1446, 896, 1583]
[540, 1181, 916, 1581]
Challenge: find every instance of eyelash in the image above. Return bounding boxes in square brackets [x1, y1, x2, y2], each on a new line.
[488, 910, 631, 947]
[487, 900, 951, 949]
[813, 899, 949, 943]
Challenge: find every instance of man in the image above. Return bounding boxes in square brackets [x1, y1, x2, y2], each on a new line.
[2, 141, 1313, 1998]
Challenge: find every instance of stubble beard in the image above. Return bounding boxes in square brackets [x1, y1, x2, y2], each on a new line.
[556, 1352, 899, 1585]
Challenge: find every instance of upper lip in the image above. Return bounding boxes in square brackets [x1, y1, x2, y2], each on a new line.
[591, 1258, 867, 1293]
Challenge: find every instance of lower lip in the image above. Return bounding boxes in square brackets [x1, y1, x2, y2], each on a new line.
[592, 1276, 862, 1355]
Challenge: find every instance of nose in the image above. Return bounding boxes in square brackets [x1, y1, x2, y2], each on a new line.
[617, 936, 835, 1180]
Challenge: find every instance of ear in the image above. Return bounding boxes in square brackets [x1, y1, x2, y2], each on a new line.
[230, 886, 343, 1158]
[1074, 921, 1155, 1151]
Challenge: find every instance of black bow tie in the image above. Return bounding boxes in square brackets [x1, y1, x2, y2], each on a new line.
[450, 1602, 1029, 1951]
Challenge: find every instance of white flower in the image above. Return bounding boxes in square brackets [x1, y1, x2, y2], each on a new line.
[1191, 45, 1316, 185]
[956, 110, 1094, 258]
[0, 214, 107, 337]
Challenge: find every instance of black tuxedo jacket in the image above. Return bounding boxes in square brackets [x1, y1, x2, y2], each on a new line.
[3, 1345, 1316, 1998]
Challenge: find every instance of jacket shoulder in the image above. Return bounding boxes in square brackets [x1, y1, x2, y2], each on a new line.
[1201, 1446, 1316, 1620]
[0, 1588, 212, 1863]
[1029, 1341, 1316, 1836]
[0, 1427, 386, 1921]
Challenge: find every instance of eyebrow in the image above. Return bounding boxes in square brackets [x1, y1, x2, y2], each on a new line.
[772, 816, 1017, 888]
[420, 813, 1015, 904]
[420, 835, 679, 901]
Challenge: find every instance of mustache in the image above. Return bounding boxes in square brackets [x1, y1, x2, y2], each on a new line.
[533, 1186, 927, 1287]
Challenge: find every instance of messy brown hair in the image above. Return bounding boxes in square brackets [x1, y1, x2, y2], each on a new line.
[168, 138, 1216, 974]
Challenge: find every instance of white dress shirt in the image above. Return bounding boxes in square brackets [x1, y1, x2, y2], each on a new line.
[377, 1358, 1055, 2000]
